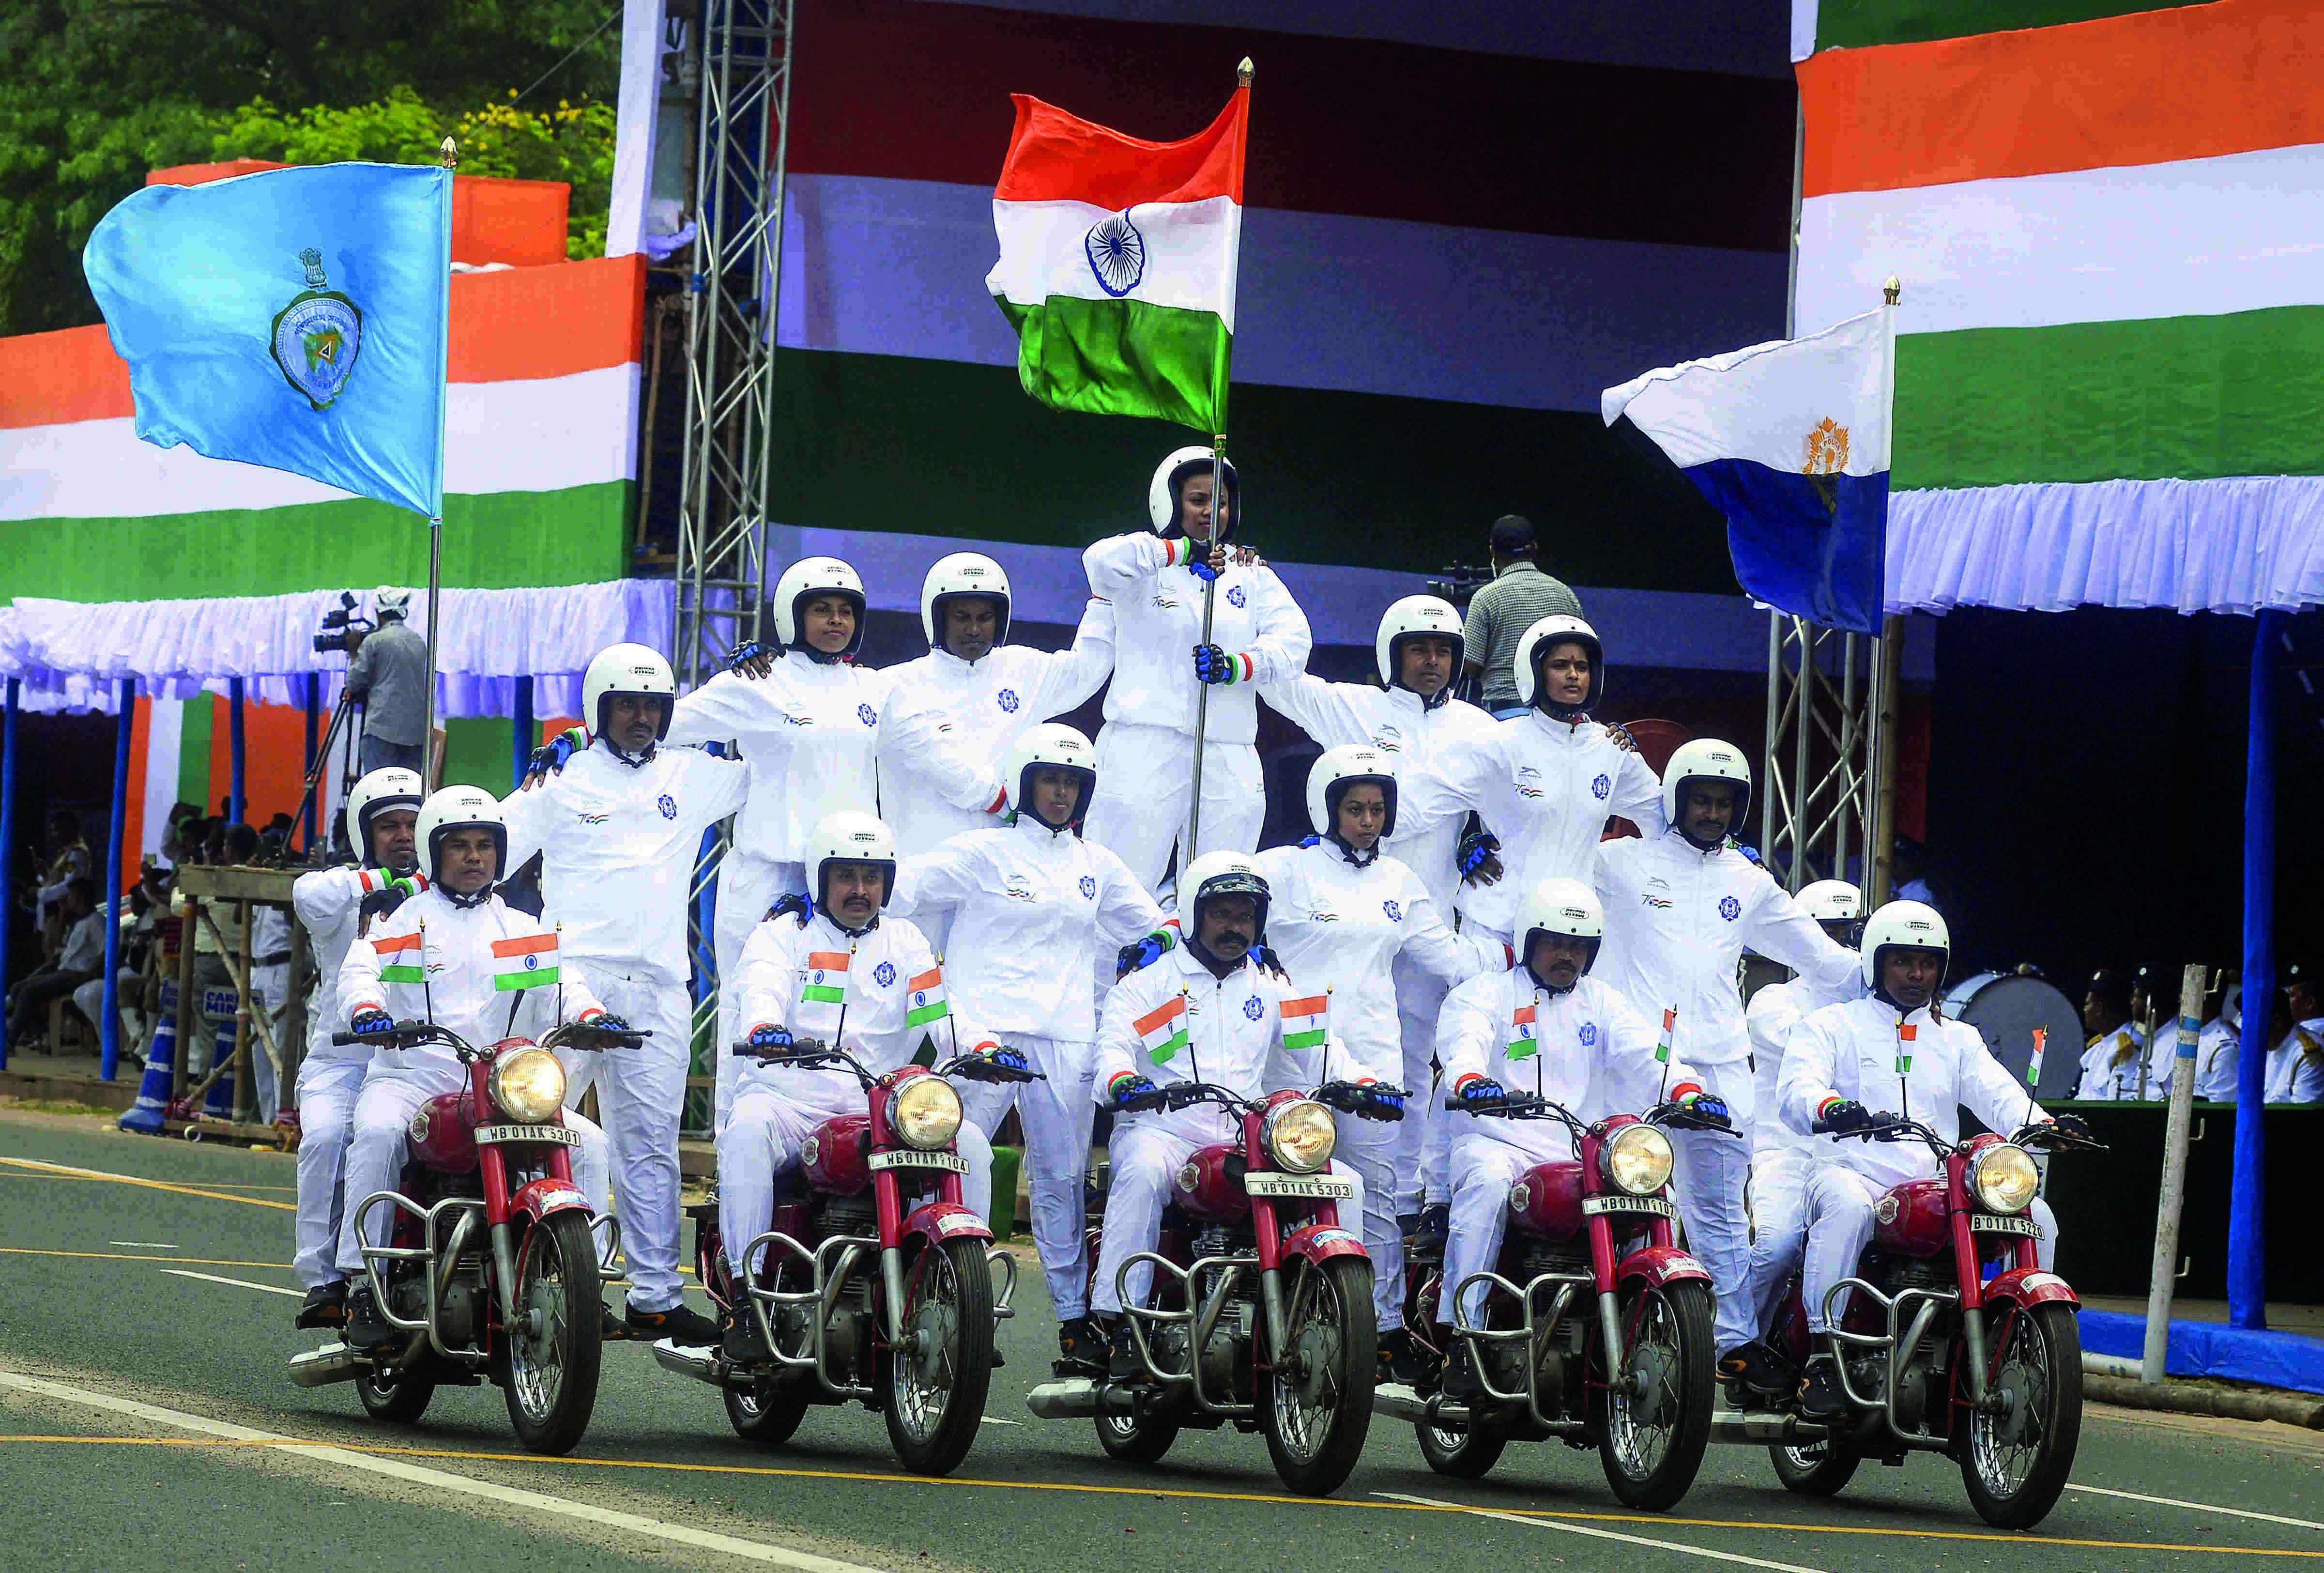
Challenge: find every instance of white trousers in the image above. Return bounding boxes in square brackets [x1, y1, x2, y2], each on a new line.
[1090, 1117, 1364, 1315]
[335, 1064, 609, 1278]
[1335, 1110, 1407, 1329]
[1443, 1131, 1535, 1327]
[1391, 950, 1453, 1213]
[1747, 1147, 1814, 1335]
[1799, 1165, 2058, 1333]
[559, 966, 694, 1311]
[1668, 1056, 1757, 1355]
[1083, 723, 1264, 894]
[718, 1087, 993, 1277]
[292, 1056, 367, 1287]
[961, 1033, 1096, 1318]
[712, 852, 808, 1128]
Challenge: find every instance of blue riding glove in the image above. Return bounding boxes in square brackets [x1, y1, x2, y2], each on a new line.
[350, 1008, 395, 1037]
[1815, 1098, 1872, 1135]
[1357, 1082, 1405, 1122]
[1457, 827, 1500, 880]
[580, 1012, 630, 1033]
[1187, 555, 1220, 584]
[726, 640, 772, 674]
[520, 727, 587, 787]
[1248, 943, 1290, 983]
[1193, 643, 1245, 685]
[747, 1022, 794, 1051]
[1456, 1075, 1505, 1104]
[1109, 1073, 1165, 1112]
[983, 1046, 1033, 1076]
[1115, 929, 1175, 979]
[767, 892, 813, 924]
[1674, 1090, 1732, 1128]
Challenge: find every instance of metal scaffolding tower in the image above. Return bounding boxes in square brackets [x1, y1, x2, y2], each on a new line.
[1758, 611, 1901, 905]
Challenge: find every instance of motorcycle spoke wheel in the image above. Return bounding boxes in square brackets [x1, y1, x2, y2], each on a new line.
[1960, 1302, 2081, 1530]
[882, 1237, 994, 1477]
[502, 1212, 603, 1456]
[1596, 1279, 1714, 1512]
[1769, 1438, 1860, 1496]
[1262, 1256, 1376, 1497]
[724, 1377, 809, 1445]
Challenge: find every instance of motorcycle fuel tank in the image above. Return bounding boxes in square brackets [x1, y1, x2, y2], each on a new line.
[406, 1091, 480, 1173]
[1173, 1142, 1251, 1224]
[1507, 1160, 1585, 1242]
[802, 1113, 872, 1196]
[1870, 1177, 1951, 1257]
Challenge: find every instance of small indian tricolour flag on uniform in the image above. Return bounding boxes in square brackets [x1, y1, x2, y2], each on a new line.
[985, 71, 1249, 432]
[1281, 995, 1328, 1053]
[1507, 1001, 1539, 1060]
[801, 951, 850, 1007]
[906, 967, 949, 1028]
[2025, 1028, 2047, 1091]
[490, 932, 561, 992]
[1896, 1022, 1917, 1078]
[375, 930, 425, 985]
[1656, 1007, 1677, 1065]
[1135, 993, 1189, 1065]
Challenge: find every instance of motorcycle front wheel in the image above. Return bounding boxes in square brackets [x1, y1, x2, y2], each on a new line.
[1416, 1403, 1509, 1479]
[883, 1237, 994, 1477]
[503, 1211, 604, 1455]
[1262, 1255, 1376, 1496]
[1596, 1278, 1714, 1512]
[1959, 1301, 2081, 1529]
[1770, 1437, 1860, 1496]
[725, 1378, 810, 1445]
[355, 1357, 436, 1424]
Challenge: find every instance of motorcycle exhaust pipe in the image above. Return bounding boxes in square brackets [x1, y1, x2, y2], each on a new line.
[1710, 1411, 1832, 1444]
[649, 1339, 725, 1386]
[288, 1343, 367, 1388]
[1371, 1382, 1433, 1423]
[1024, 1377, 1105, 1419]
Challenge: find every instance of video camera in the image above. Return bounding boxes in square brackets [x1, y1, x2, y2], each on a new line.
[1425, 562, 1495, 611]
[312, 590, 375, 655]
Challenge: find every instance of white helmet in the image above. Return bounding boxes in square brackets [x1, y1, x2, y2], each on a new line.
[772, 556, 868, 659]
[806, 810, 896, 910]
[345, 767, 424, 865]
[1306, 744, 1398, 840]
[581, 642, 675, 753]
[1661, 737, 1753, 831]
[1179, 849, 1270, 942]
[1147, 446, 1240, 543]
[416, 785, 507, 886]
[374, 586, 411, 620]
[1860, 899, 1948, 991]
[1375, 595, 1465, 691]
[1517, 877, 1605, 976]
[920, 552, 1011, 653]
[1000, 723, 1097, 825]
[1514, 614, 1605, 710]
[1795, 879, 1863, 930]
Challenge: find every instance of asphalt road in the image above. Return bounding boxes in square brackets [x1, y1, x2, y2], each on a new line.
[1, 1108, 2319, 1573]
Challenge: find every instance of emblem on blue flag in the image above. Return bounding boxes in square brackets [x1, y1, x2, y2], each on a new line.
[270, 249, 364, 411]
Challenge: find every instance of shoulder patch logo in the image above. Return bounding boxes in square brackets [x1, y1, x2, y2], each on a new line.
[1591, 772, 1611, 800]
[1243, 996, 1263, 1021]
[1382, 899, 1403, 922]
[657, 793, 677, 820]
[1579, 1021, 1598, 1047]
[997, 689, 1021, 713]
[1079, 875, 1097, 899]
[856, 703, 878, 728]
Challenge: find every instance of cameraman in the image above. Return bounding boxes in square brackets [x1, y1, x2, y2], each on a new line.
[343, 587, 429, 776]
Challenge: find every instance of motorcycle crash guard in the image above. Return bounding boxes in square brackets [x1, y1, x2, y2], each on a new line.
[1280, 1220, 1370, 1268]
[510, 1174, 594, 1227]
[1617, 1243, 1712, 1291]
[1982, 1266, 2079, 1311]
[903, 1199, 994, 1251]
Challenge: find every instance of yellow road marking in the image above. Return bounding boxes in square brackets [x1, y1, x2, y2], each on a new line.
[0, 1434, 2309, 1558]
[0, 1155, 293, 1210]
[0, 1248, 295, 1271]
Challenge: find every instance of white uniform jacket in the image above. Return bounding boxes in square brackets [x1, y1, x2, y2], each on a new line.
[292, 865, 428, 1063]
[338, 887, 608, 1073]
[889, 816, 1165, 1043]
[1083, 532, 1309, 744]
[2265, 1026, 2324, 1103]
[2194, 1018, 2243, 1101]
[1258, 676, 1500, 910]
[879, 602, 1116, 857]
[501, 742, 749, 977]
[1254, 839, 1503, 1067]
[666, 652, 1002, 865]
[1437, 969, 1700, 1164]
[2077, 1027, 2154, 1101]
[1779, 997, 2047, 1191]
[730, 910, 999, 1118]
[1748, 972, 1863, 1157]
[1092, 944, 1382, 1140]
[1441, 710, 1664, 936]
[1594, 831, 1858, 1069]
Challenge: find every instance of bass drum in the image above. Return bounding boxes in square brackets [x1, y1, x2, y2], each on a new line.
[1947, 972, 2084, 1103]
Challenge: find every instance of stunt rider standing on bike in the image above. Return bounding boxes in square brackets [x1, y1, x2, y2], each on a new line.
[718, 811, 1018, 1366]
[1435, 878, 1725, 1398]
[1778, 901, 2082, 1419]
[334, 786, 626, 1353]
[1091, 852, 1400, 1380]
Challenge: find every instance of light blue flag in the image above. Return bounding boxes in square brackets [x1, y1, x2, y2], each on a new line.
[83, 162, 451, 519]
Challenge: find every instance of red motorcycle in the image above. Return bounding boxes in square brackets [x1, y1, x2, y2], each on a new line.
[1025, 1080, 1391, 1497]
[1740, 1115, 2100, 1529]
[1385, 1092, 1727, 1511]
[289, 1018, 642, 1455]
[656, 1041, 1033, 1477]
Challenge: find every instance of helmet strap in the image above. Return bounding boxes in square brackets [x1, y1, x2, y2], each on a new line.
[1324, 829, 1378, 869]
[442, 883, 491, 910]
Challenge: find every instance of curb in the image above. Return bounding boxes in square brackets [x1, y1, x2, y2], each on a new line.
[0, 1068, 138, 1113]
[2084, 1369, 2324, 1429]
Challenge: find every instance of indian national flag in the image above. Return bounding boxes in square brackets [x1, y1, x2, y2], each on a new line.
[906, 967, 950, 1028]
[2025, 1028, 2047, 1091]
[1896, 1022, 1916, 1079]
[491, 932, 561, 992]
[801, 951, 851, 1007]
[1281, 995, 1328, 1053]
[1506, 1001, 1539, 1060]
[1135, 993, 1190, 1065]
[1655, 1006, 1676, 1065]
[985, 75, 1248, 432]
[375, 931, 425, 985]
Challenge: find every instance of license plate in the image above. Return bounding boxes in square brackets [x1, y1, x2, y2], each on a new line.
[869, 1149, 971, 1174]
[1244, 1172, 1355, 1200]
[1583, 1194, 1677, 1219]
[1971, 1213, 2044, 1238]
[474, 1123, 581, 1147]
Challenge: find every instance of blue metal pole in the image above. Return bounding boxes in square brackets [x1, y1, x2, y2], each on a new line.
[2226, 610, 2279, 1331]
[0, 679, 17, 1075]
[101, 677, 134, 1080]
[511, 675, 535, 792]
[302, 673, 321, 849]
[228, 676, 247, 825]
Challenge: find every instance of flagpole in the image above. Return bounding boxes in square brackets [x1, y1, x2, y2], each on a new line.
[423, 136, 458, 786]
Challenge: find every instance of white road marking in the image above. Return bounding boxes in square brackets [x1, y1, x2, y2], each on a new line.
[1375, 1492, 1826, 1572]
[0, 1369, 887, 1573]
[161, 1269, 303, 1299]
[112, 1242, 178, 1249]
[2067, 1482, 2324, 1531]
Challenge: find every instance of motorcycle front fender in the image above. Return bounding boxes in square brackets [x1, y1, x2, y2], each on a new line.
[509, 1174, 594, 1227]
[1617, 1242, 1712, 1290]
[1279, 1220, 1369, 1269]
[1982, 1266, 2079, 1311]
[902, 1199, 993, 1251]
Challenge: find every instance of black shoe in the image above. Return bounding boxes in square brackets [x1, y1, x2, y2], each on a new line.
[1107, 1318, 1150, 1384]
[343, 1284, 395, 1352]
[1797, 1353, 1850, 1420]
[1441, 1342, 1485, 1403]
[1412, 1203, 1450, 1256]
[1379, 1328, 1437, 1387]
[627, 1299, 719, 1347]
[720, 1303, 772, 1367]
[597, 1303, 631, 1342]
[1716, 1339, 1790, 1399]
[296, 1280, 349, 1331]
[1055, 1316, 1106, 1377]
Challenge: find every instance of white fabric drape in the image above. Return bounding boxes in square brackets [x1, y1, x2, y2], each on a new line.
[1887, 477, 2324, 617]
[0, 579, 670, 717]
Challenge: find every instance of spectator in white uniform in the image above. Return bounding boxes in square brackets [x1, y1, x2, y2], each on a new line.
[2261, 988, 2324, 1103]
[2074, 968, 2149, 1100]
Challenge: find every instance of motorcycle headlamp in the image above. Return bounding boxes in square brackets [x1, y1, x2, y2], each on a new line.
[1969, 1143, 2040, 1215]
[489, 1048, 567, 1124]
[1601, 1123, 1675, 1196]
[889, 1075, 963, 1151]
[1264, 1099, 1338, 1174]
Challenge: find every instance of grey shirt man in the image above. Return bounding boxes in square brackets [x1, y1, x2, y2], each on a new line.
[346, 618, 429, 745]
[1462, 560, 1585, 714]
